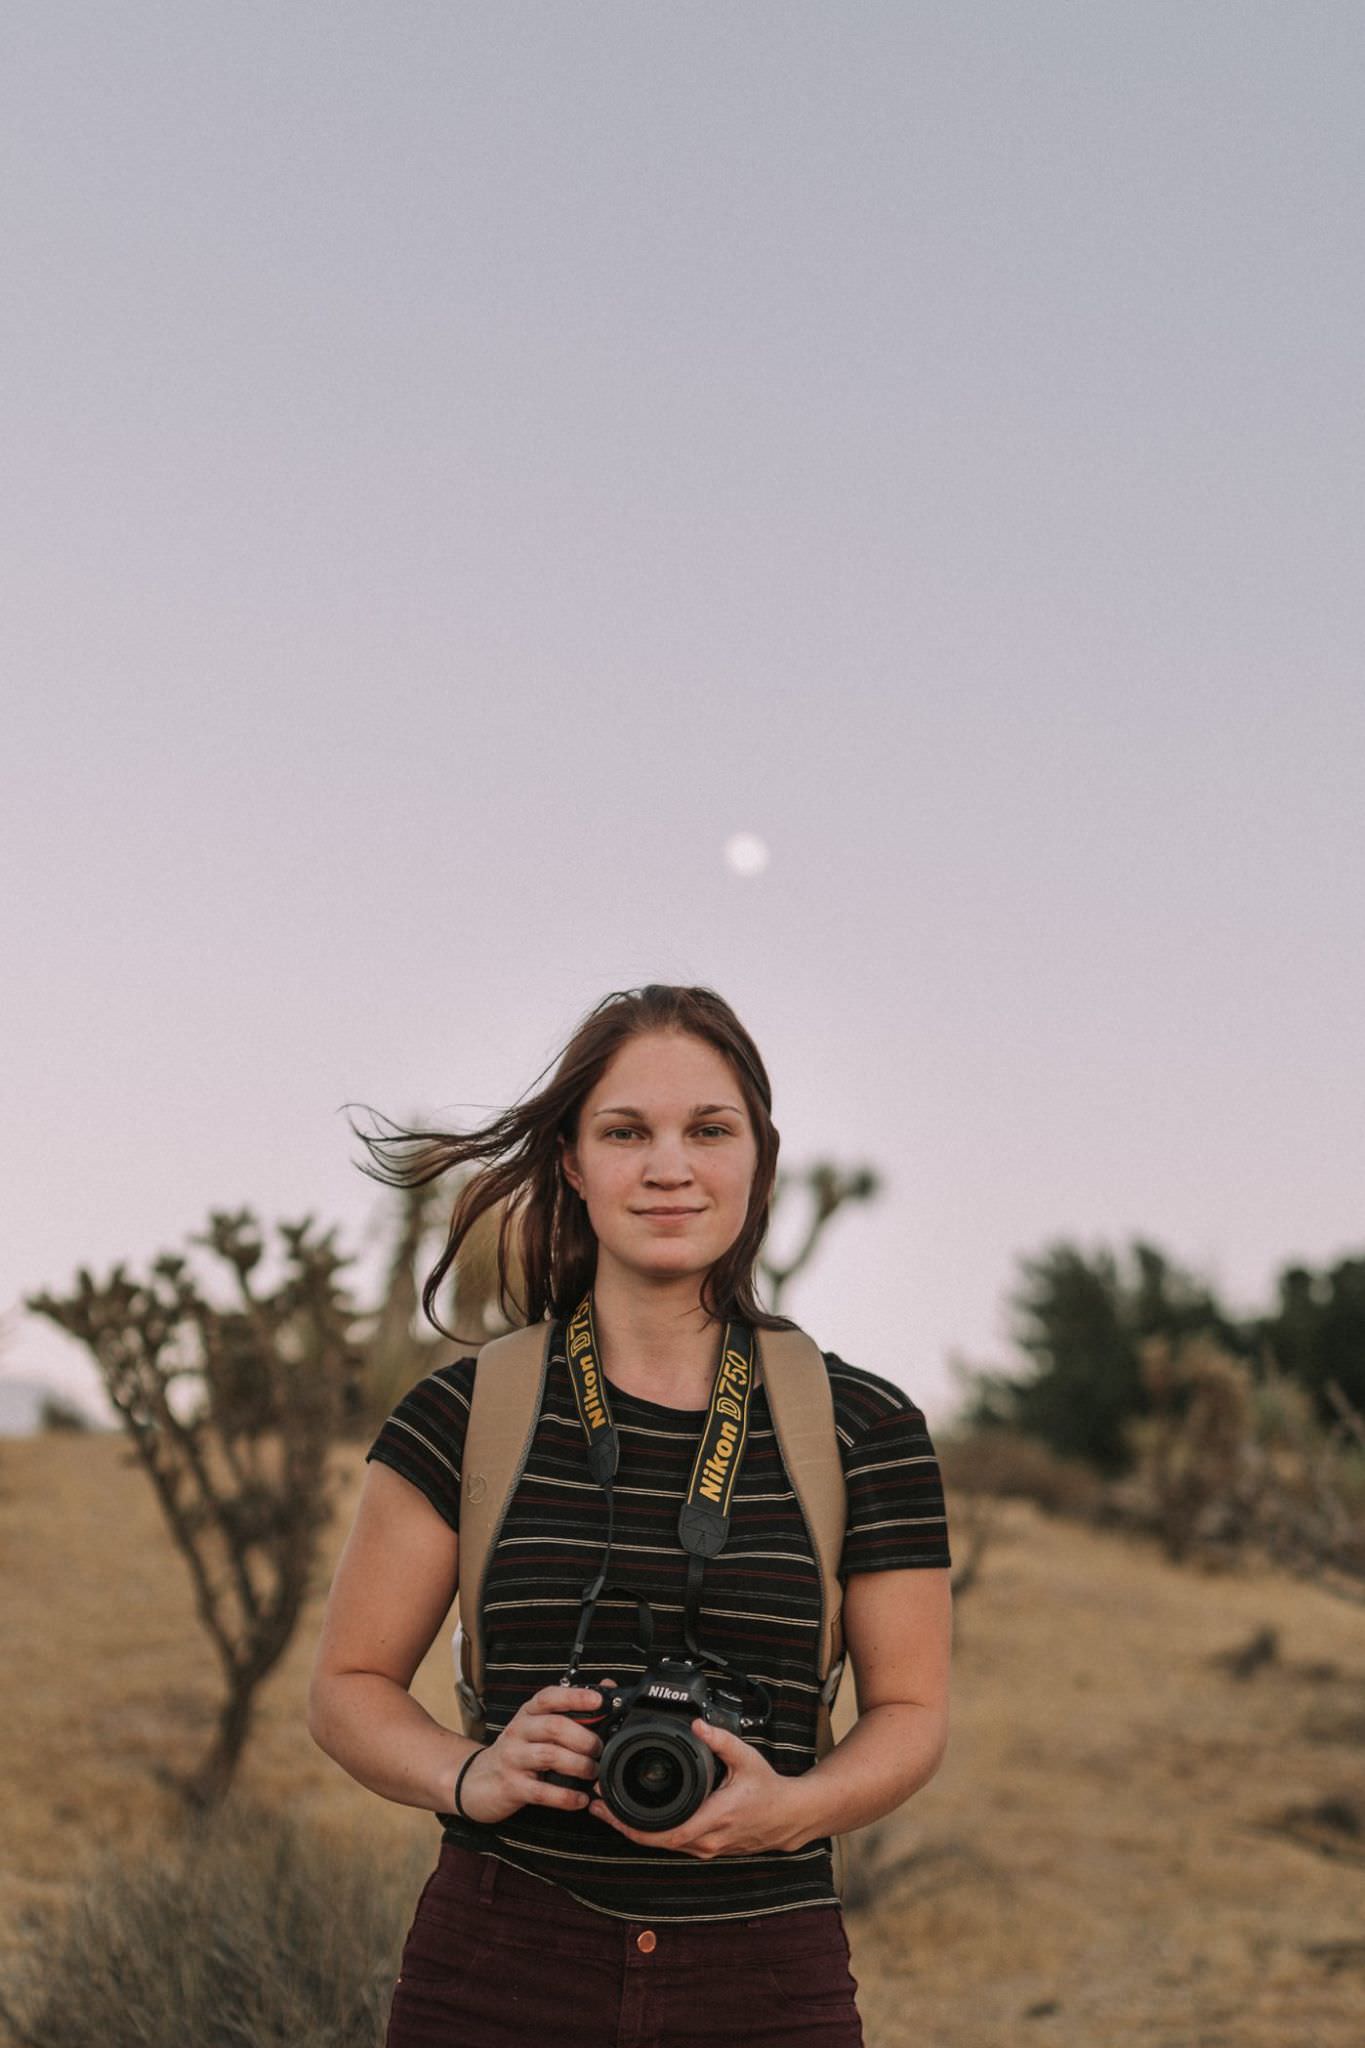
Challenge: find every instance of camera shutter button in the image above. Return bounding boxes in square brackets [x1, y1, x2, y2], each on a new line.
[636, 1930, 657, 1954]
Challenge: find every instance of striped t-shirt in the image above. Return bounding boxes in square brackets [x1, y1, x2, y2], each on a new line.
[366, 1321, 951, 1922]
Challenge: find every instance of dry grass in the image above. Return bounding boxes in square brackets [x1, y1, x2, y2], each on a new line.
[3, 1433, 1364, 2046]
[0, 1800, 427, 2048]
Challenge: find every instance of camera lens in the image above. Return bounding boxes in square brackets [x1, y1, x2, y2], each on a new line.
[622, 1749, 682, 1810]
[599, 1714, 716, 1832]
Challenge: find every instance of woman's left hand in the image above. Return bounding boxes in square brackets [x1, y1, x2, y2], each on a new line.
[587, 1719, 814, 1859]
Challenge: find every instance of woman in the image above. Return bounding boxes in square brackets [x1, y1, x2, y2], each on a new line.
[308, 984, 952, 2047]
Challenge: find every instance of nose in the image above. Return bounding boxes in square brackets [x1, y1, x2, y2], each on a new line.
[641, 1134, 693, 1186]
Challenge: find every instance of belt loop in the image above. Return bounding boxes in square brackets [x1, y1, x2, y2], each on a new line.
[477, 1853, 499, 1904]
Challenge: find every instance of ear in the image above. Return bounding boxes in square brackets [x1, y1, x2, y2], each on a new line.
[559, 1135, 582, 1198]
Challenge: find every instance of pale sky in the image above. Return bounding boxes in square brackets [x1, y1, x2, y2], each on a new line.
[3, 4, 1362, 1431]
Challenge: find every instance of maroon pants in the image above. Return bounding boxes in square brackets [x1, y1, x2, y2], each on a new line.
[385, 1842, 864, 2048]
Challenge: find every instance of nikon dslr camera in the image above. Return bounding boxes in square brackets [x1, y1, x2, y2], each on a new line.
[551, 1655, 769, 1832]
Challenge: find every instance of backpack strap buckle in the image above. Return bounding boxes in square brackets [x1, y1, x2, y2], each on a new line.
[452, 1621, 486, 1739]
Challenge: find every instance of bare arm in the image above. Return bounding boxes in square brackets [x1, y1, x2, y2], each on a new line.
[306, 1461, 475, 1811]
[782, 1563, 953, 1844]
[307, 1461, 604, 1819]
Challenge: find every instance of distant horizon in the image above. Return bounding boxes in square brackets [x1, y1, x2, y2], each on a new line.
[9, 1197, 1356, 1442]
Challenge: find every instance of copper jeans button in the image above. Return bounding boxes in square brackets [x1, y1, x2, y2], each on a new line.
[636, 1929, 657, 1954]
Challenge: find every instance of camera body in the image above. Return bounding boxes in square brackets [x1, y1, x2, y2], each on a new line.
[552, 1656, 759, 1832]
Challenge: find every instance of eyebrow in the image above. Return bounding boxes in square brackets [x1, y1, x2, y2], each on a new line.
[591, 1103, 743, 1119]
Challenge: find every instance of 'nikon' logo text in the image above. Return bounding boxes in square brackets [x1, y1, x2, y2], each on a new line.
[579, 1360, 606, 1431]
[567, 1303, 607, 1431]
[698, 1416, 740, 1504]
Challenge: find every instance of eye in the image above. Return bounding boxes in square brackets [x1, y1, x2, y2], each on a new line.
[696, 1124, 733, 1138]
[602, 1126, 641, 1141]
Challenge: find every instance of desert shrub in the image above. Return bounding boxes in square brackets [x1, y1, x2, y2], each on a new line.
[38, 1395, 89, 1432]
[837, 1821, 926, 1915]
[938, 1428, 1107, 1519]
[1122, 1335, 1365, 1592]
[0, 1801, 430, 2048]
[1130, 1333, 1257, 1561]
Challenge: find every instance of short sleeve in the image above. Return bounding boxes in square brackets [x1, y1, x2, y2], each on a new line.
[364, 1357, 477, 1535]
[828, 1356, 953, 1575]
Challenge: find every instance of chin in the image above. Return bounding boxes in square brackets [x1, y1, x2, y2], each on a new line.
[616, 1244, 714, 1279]
[637, 1249, 710, 1274]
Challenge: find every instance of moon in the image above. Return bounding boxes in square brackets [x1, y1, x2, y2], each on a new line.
[724, 832, 770, 877]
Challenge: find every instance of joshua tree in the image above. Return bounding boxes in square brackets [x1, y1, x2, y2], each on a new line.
[758, 1161, 881, 1311]
[28, 1209, 364, 1808]
[356, 1176, 519, 1428]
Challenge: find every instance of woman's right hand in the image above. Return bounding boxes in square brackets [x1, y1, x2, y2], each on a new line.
[456, 1684, 607, 1824]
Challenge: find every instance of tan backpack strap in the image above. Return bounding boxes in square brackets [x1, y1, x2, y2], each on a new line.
[755, 1325, 847, 1759]
[453, 1319, 554, 1742]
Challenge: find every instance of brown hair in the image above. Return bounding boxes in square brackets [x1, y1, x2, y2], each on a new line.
[349, 983, 794, 1343]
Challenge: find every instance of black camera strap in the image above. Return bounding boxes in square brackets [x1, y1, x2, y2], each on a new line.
[560, 1289, 758, 1676]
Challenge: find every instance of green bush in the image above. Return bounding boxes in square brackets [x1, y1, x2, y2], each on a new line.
[0, 1802, 431, 2048]
[1258, 1256, 1365, 1423]
[959, 1239, 1241, 1474]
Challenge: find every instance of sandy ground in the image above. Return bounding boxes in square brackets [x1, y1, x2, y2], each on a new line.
[2, 1431, 1363, 2046]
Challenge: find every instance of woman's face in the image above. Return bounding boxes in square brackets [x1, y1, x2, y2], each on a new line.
[560, 1030, 760, 1293]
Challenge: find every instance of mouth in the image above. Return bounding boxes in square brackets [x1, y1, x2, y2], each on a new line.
[635, 1208, 702, 1218]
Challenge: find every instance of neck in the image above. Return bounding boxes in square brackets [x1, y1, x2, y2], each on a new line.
[588, 1260, 726, 1407]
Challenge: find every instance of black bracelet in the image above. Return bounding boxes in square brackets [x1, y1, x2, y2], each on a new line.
[452, 1748, 483, 1823]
